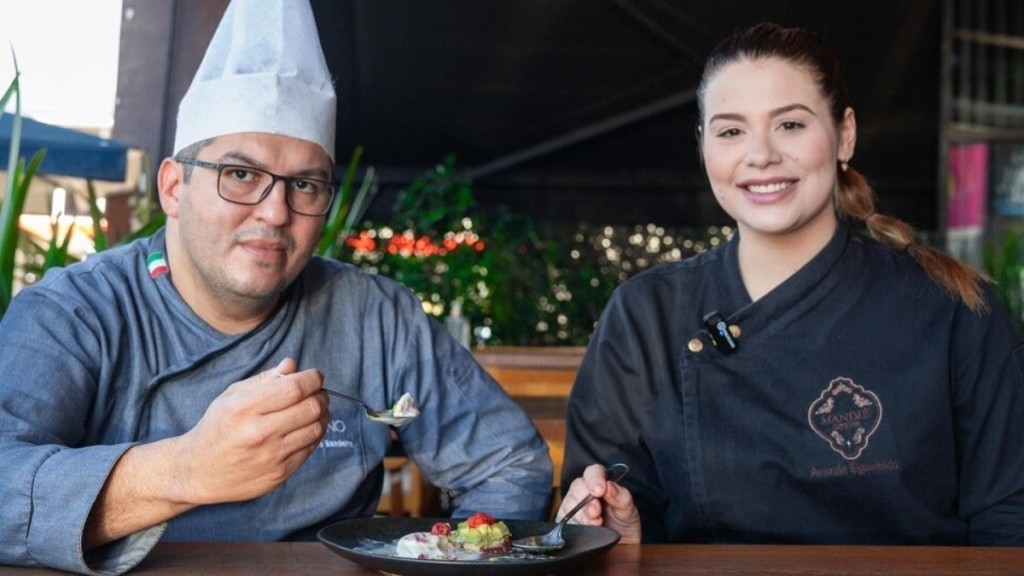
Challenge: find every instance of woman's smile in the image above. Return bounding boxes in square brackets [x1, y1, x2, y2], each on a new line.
[740, 178, 797, 203]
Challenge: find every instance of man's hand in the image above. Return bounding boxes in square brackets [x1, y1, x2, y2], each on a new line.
[84, 358, 328, 548]
[171, 357, 329, 504]
[560, 463, 642, 544]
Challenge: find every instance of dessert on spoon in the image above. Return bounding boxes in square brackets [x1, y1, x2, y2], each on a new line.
[324, 390, 419, 427]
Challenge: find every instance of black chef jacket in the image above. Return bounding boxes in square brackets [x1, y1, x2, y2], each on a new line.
[563, 222, 1024, 545]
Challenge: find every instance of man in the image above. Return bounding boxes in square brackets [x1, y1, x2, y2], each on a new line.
[0, 1, 552, 574]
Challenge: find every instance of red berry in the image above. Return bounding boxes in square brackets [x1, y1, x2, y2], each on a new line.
[431, 522, 452, 536]
[466, 512, 494, 528]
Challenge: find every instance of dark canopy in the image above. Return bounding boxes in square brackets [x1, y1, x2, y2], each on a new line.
[114, 0, 944, 229]
[312, 0, 943, 228]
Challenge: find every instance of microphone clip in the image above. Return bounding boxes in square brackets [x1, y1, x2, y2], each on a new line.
[703, 311, 739, 354]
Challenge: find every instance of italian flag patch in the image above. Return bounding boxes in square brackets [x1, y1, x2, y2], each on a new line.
[147, 252, 169, 279]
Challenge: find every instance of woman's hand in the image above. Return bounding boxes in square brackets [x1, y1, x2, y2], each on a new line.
[559, 463, 642, 543]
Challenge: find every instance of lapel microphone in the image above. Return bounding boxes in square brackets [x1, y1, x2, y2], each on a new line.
[703, 311, 739, 354]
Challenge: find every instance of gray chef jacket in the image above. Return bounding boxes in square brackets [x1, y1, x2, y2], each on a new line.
[0, 229, 552, 575]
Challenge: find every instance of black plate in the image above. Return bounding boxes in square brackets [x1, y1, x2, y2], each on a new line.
[318, 517, 620, 575]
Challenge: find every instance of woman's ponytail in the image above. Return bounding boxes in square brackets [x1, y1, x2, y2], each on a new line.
[835, 164, 989, 313]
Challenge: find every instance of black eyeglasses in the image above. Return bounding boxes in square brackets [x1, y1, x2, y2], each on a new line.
[177, 158, 335, 217]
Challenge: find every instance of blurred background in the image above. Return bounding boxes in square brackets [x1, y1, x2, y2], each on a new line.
[3, 0, 1024, 345]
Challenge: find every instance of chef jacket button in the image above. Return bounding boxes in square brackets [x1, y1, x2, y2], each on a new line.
[687, 338, 704, 353]
[728, 324, 741, 339]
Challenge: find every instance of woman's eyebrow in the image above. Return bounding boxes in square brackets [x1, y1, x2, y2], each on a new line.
[708, 103, 817, 125]
[707, 112, 745, 124]
[770, 103, 816, 117]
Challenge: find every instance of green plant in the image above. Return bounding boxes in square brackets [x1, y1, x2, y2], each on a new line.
[1, 62, 168, 313]
[340, 157, 486, 318]
[480, 211, 567, 344]
[330, 155, 730, 346]
[983, 222, 1024, 332]
[1, 69, 46, 316]
[316, 146, 378, 259]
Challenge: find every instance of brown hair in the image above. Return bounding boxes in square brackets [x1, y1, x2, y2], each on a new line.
[697, 22, 989, 312]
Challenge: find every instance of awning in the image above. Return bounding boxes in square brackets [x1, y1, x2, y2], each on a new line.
[0, 113, 136, 182]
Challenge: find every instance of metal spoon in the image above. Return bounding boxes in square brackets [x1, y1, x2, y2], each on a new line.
[323, 389, 419, 427]
[511, 462, 630, 553]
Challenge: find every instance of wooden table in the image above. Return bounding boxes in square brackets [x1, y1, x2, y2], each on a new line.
[3, 542, 1023, 575]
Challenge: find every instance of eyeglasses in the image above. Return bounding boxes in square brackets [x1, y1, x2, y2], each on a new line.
[177, 158, 335, 217]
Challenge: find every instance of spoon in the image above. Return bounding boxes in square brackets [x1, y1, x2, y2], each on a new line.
[323, 389, 419, 427]
[511, 462, 630, 553]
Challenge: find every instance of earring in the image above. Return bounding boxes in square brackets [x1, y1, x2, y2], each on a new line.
[840, 160, 849, 172]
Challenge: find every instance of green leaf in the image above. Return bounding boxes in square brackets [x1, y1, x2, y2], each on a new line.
[0, 75, 17, 114]
[43, 218, 75, 271]
[0, 150, 45, 315]
[317, 146, 377, 258]
[86, 180, 107, 252]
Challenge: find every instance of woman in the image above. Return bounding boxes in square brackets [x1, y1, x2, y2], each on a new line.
[560, 22, 1024, 545]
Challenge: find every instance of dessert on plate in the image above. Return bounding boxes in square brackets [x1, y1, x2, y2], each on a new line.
[395, 512, 511, 560]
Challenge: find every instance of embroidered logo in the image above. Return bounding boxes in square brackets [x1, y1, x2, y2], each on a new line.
[319, 418, 355, 450]
[807, 377, 882, 460]
[147, 252, 169, 279]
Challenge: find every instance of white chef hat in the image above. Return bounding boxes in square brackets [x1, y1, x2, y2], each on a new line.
[173, 0, 336, 160]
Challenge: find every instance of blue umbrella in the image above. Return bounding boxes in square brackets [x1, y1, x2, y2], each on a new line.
[0, 113, 136, 182]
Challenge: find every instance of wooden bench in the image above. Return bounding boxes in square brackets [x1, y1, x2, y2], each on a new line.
[473, 346, 583, 399]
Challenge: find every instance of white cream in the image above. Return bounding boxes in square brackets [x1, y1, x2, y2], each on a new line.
[391, 393, 420, 418]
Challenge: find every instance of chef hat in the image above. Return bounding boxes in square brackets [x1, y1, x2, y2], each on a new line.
[173, 0, 336, 160]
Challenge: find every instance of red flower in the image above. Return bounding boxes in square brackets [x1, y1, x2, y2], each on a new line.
[345, 231, 377, 253]
[431, 522, 452, 536]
